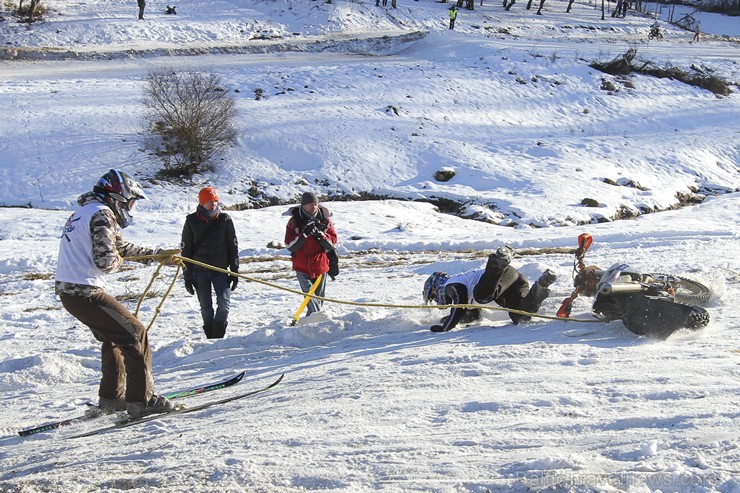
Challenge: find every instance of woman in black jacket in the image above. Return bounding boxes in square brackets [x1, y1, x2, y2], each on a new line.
[181, 187, 239, 339]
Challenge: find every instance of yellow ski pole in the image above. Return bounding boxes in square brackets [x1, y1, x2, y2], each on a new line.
[290, 274, 324, 326]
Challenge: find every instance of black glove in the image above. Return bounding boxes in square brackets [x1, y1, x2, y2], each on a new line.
[230, 275, 238, 291]
[303, 221, 319, 238]
[430, 325, 447, 332]
[185, 279, 196, 295]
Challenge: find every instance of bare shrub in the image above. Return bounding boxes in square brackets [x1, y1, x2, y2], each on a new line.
[143, 69, 238, 178]
[591, 48, 732, 96]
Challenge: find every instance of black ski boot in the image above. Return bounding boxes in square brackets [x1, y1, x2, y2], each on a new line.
[127, 395, 175, 420]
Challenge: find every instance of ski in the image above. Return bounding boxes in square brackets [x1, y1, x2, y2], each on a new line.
[68, 373, 284, 439]
[18, 370, 246, 437]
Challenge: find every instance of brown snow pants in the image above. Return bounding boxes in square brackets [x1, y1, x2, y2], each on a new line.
[60, 292, 153, 403]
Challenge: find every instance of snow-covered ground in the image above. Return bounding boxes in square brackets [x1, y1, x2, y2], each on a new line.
[0, 0, 738, 491]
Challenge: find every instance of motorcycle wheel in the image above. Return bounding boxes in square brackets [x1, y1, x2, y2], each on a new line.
[621, 295, 709, 339]
[649, 273, 712, 305]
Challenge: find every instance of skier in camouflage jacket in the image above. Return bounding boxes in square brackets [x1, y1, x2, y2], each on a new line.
[55, 169, 180, 418]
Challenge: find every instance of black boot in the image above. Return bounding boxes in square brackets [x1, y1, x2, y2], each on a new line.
[510, 281, 552, 325]
[203, 323, 214, 339]
[212, 321, 227, 339]
[487, 246, 513, 271]
[537, 269, 557, 288]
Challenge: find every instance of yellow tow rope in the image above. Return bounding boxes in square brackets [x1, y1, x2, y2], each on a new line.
[125, 253, 604, 329]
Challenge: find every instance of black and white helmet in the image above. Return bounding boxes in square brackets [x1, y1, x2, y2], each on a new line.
[93, 169, 147, 229]
[423, 272, 450, 305]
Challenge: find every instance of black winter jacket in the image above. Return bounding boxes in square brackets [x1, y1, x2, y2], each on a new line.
[181, 210, 239, 281]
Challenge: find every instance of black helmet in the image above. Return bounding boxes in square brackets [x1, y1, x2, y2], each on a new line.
[93, 169, 147, 229]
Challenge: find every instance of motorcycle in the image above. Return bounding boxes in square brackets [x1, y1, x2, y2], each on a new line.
[557, 234, 711, 339]
[648, 25, 664, 40]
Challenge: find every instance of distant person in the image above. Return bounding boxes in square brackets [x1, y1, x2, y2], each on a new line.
[55, 169, 181, 419]
[284, 192, 339, 317]
[693, 25, 701, 42]
[449, 6, 458, 29]
[611, 0, 622, 17]
[181, 187, 240, 339]
[165, 5, 177, 14]
[137, 0, 145, 20]
[422, 246, 556, 332]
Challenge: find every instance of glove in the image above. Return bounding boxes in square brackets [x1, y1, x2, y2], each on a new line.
[312, 226, 326, 239]
[303, 221, 319, 238]
[157, 248, 183, 267]
[230, 275, 238, 291]
[184, 278, 195, 295]
[430, 325, 447, 333]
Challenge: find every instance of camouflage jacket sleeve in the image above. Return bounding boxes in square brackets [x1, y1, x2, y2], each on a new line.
[91, 209, 155, 273]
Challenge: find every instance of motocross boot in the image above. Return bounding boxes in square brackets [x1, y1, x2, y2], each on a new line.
[537, 269, 557, 288]
[487, 246, 513, 270]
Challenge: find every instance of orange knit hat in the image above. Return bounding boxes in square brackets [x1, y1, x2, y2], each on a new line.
[198, 187, 219, 206]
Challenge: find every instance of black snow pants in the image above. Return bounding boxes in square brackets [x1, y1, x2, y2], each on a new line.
[473, 264, 549, 325]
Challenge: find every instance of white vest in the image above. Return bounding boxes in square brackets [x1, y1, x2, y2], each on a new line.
[55, 202, 110, 289]
[445, 269, 485, 304]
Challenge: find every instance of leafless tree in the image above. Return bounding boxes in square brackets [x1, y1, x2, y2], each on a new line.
[143, 69, 239, 177]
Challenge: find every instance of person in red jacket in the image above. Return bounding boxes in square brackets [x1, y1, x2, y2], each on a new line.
[285, 192, 339, 316]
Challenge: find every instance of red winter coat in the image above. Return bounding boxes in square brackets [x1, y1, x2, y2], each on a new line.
[285, 205, 338, 278]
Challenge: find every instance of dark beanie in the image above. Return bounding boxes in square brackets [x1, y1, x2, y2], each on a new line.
[301, 192, 319, 206]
